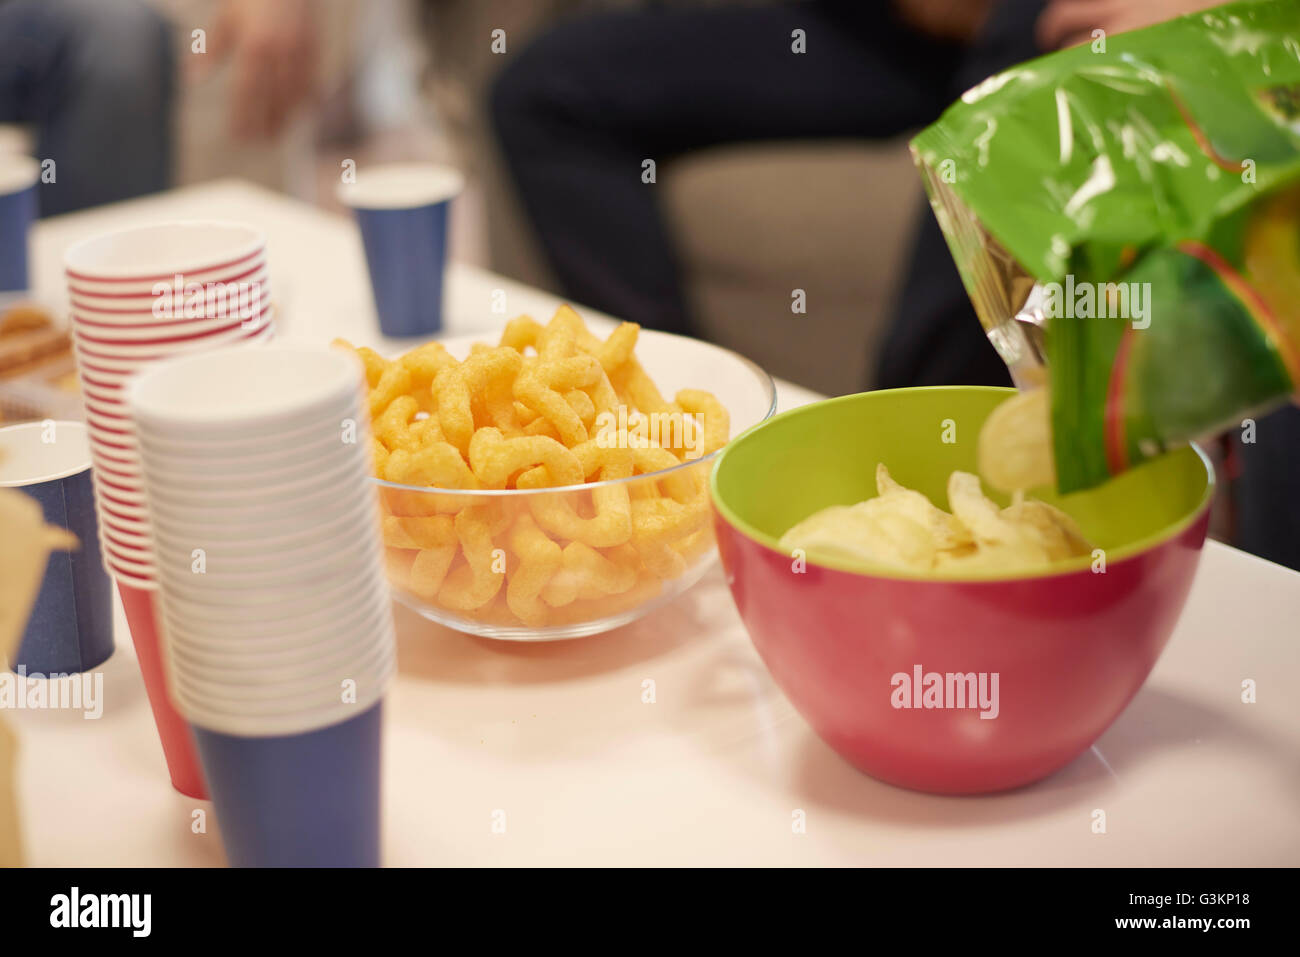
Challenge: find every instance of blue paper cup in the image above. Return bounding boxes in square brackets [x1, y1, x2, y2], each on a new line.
[0, 157, 39, 293]
[0, 421, 114, 675]
[192, 702, 383, 868]
[339, 163, 463, 338]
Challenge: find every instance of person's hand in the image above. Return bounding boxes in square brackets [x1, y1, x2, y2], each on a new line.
[893, 0, 995, 44]
[1036, 0, 1225, 50]
[198, 0, 320, 141]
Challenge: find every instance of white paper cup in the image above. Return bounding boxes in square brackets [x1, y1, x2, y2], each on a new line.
[98, 529, 150, 563]
[64, 221, 265, 282]
[74, 352, 154, 377]
[82, 395, 134, 424]
[167, 631, 390, 691]
[87, 442, 139, 472]
[100, 522, 153, 554]
[72, 307, 270, 342]
[166, 610, 392, 674]
[94, 488, 148, 523]
[72, 315, 275, 360]
[128, 343, 362, 438]
[145, 457, 370, 515]
[151, 529, 382, 591]
[164, 594, 389, 651]
[338, 163, 465, 211]
[163, 625, 390, 677]
[157, 564, 387, 626]
[88, 442, 141, 472]
[92, 475, 146, 509]
[173, 651, 394, 714]
[83, 404, 137, 433]
[111, 568, 157, 592]
[69, 267, 271, 317]
[153, 542, 382, 607]
[174, 681, 389, 739]
[135, 417, 362, 467]
[140, 440, 370, 491]
[144, 503, 379, 557]
[102, 522, 152, 550]
[167, 629, 389, 683]
[79, 363, 137, 388]
[92, 470, 146, 504]
[143, 474, 374, 533]
[126, 342, 393, 737]
[70, 277, 270, 319]
[91, 469, 142, 498]
[87, 461, 140, 499]
[169, 645, 391, 721]
[134, 414, 363, 466]
[80, 380, 125, 403]
[104, 550, 156, 582]
[73, 314, 265, 350]
[102, 537, 153, 563]
[66, 252, 267, 299]
[150, 513, 381, 578]
[172, 644, 394, 709]
[98, 506, 148, 539]
[135, 398, 362, 456]
[144, 531, 367, 583]
[149, 495, 378, 551]
[87, 434, 137, 455]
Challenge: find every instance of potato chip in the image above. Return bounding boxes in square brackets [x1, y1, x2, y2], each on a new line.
[1000, 499, 1092, 561]
[875, 464, 973, 551]
[781, 503, 937, 571]
[978, 387, 1056, 494]
[946, 471, 1033, 550]
[780, 463, 1091, 575]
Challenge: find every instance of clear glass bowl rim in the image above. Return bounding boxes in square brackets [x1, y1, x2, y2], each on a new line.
[369, 347, 777, 498]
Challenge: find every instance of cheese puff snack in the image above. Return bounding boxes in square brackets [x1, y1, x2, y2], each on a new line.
[338, 306, 731, 632]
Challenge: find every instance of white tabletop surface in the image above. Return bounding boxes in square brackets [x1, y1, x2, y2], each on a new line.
[10, 180, 1300, 866]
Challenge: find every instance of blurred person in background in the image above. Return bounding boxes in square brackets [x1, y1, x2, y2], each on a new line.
[491, 0, 1298, 572]
[0, 0, 174, 215]
[491, 0, 1009, 343]
[0, 0, 325, 215]
[491, 0, 1223, 371]
[193, 0, 319, 142]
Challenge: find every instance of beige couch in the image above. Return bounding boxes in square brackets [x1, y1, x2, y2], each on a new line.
[663, 141, 919, 395]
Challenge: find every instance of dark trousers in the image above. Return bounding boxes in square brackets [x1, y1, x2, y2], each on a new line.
[491, 0, 1042, 373]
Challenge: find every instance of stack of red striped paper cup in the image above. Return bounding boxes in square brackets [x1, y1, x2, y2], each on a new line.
[63, 221, 275, 798]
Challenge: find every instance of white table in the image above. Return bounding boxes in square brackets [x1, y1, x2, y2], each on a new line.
[11, 180, 1300, 866]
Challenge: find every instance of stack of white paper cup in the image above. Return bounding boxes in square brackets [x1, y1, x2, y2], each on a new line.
[64, 221, 275, 587]
[127, 343, 394, 866]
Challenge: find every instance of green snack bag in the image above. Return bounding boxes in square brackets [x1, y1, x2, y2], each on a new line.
[911, 0, 1300, 493]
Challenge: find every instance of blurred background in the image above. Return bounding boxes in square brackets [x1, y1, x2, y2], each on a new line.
[3, 0, 1295, 572]
[0, 0, 920, 397]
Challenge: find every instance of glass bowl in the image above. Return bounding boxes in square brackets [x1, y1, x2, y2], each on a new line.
[373, 329, 776, 640]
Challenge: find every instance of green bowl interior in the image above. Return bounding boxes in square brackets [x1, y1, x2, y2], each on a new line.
[711, 387, 1214, 581]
